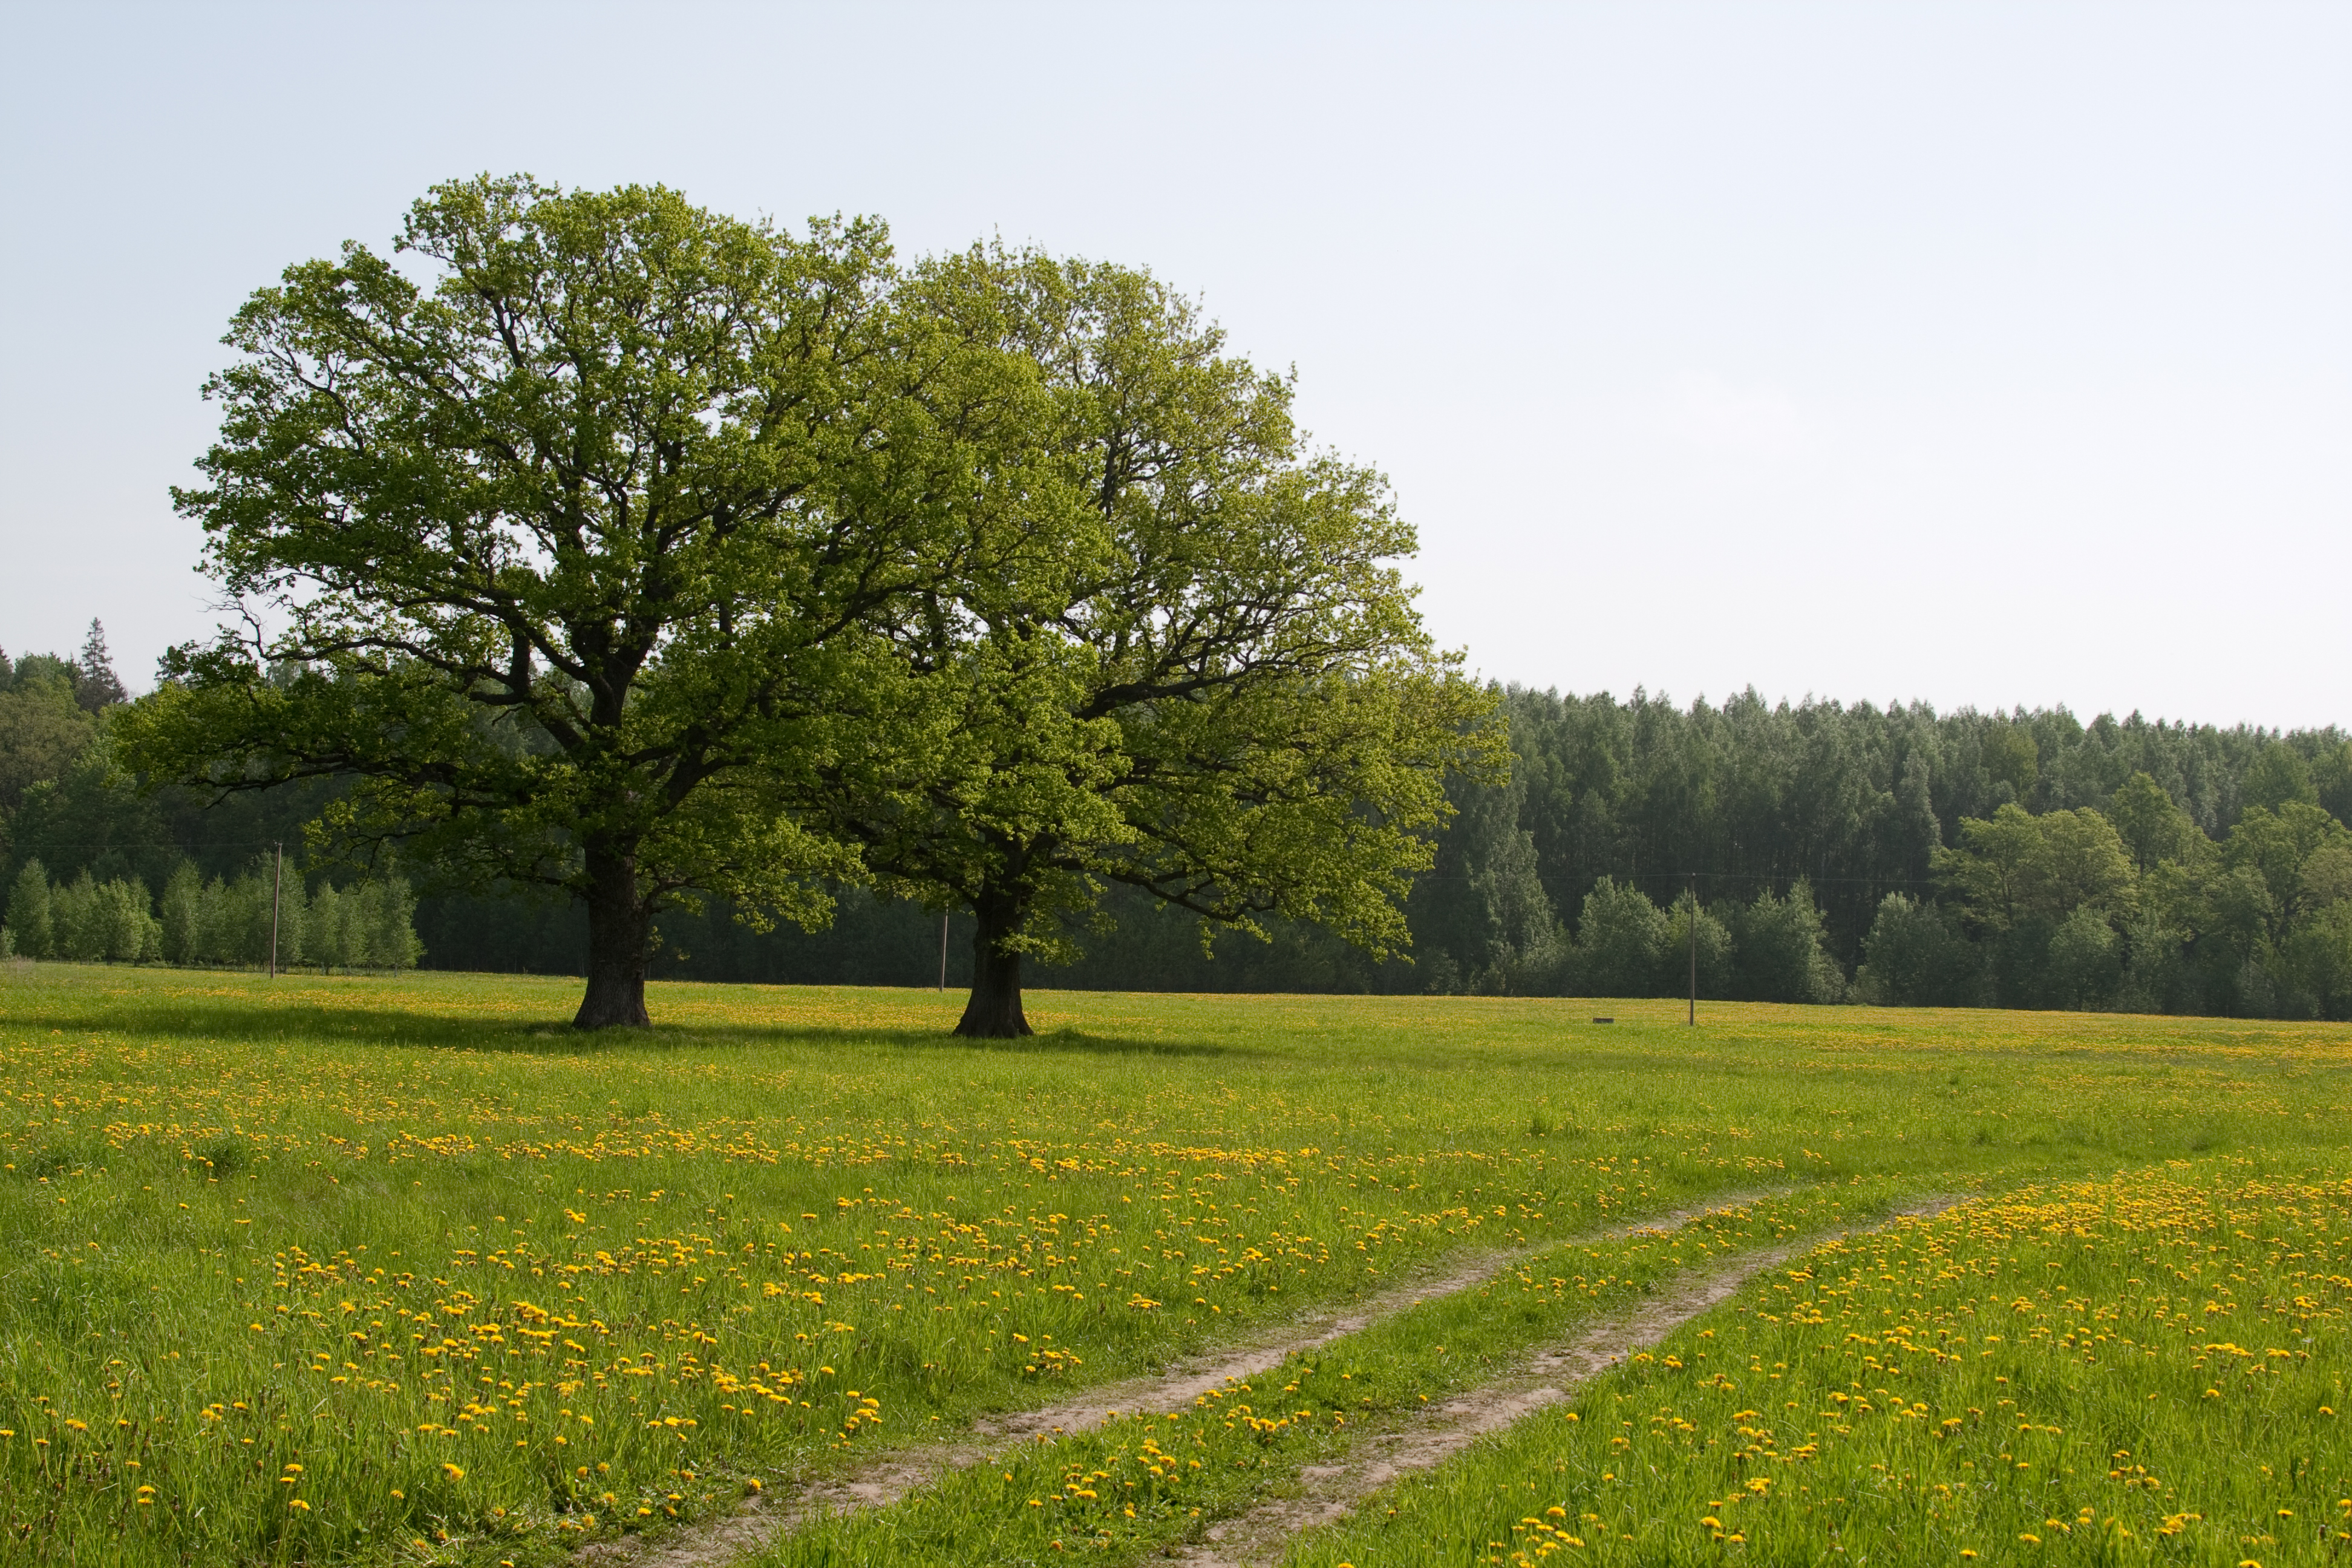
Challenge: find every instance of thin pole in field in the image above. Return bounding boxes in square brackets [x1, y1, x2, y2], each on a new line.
[1687, 871, 1697, 1027]
[938, 914, 949, 991]
[270, 843, 283, 980]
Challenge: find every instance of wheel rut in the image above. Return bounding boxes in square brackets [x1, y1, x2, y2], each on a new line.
[578, 1191, 1781, 1567]
[1168, 1197, 1966, 1568]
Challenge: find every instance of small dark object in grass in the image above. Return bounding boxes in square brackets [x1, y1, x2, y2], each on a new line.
[1591, 1016, 1615, 1024]
[192, 1134, 247, 1177]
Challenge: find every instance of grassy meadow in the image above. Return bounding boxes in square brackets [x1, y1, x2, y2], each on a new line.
[1, 963, 2347, 1566]
[1285, 1167, 2352, 1568]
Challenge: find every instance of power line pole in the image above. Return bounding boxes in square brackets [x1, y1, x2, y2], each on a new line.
[270, 843, 283, 980]
[938, 914, 949, 991]
[1687, 871, 1697, 1027]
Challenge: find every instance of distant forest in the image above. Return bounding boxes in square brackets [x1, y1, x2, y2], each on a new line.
[5, 626, 2350, 1018]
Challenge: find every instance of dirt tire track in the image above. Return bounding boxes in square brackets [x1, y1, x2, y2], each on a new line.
[581, 1192, 1781, 1567]
[1169, 1197, 1967, 1568]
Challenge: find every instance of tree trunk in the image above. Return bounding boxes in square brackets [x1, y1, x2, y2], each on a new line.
[955, 890, 1033, 1037]
[575, 846, 653, 1028]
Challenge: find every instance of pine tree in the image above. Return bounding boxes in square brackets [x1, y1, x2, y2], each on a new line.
[74, 619, 128, 713]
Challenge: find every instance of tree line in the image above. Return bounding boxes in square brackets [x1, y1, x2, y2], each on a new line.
[2, 855, 418, 973]
[1406, 688, 2352, 1018]
[0, 629, 422, 972]
[7, 642, 2347, 1016]
[650, 686, 2352, 1019]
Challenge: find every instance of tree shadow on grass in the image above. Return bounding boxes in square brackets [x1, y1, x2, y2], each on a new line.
[7, 1001, 1249, 1060]
[892, 1024, 1250, 1060]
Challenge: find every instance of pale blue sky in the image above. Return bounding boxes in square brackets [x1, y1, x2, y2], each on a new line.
[2, 3, 2345, 725]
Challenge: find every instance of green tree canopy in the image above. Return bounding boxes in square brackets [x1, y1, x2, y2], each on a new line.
[1979, 723, 2040, 802]
[2031, 808, 2139, 920]
[822, 248, 1502, 1034]
[1930, 803, 2044, 931]
[2243, 742, 2319, 813]
[4, 858, 51, 958]
[2314, 741, 2352, 825]
[2104, 770, 2201, 874]
[119, 176, 1038, 1026]
[1933, 803, 2135, 932]
[0, 665, 96, 816]
[1571, 876, 1669, 999]
[2216, 802, 2350, 947]
[1729, 878, 1845, 1004]
[1854, 892, 1983, 1008]
[1663, 888, 1735, 1000]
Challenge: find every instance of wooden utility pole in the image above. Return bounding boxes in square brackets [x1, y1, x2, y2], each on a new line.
[1687, 871, 1697, 1027]
[269, 843, 283, 979]
[938, 914, 949, 991]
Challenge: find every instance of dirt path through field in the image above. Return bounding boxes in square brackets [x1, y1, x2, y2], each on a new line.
[580, 1191, 1780, 1567]
[1167, 1197, 1965, 1568]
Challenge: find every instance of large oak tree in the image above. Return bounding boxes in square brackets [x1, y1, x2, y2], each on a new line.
[120, 177, 1042, 1026]
[835, 250, 1504, 1036]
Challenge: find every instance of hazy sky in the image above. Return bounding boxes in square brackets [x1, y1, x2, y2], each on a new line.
[3, 3, 2345, 727]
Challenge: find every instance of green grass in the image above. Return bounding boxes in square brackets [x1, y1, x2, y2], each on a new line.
[1, 964, 2347, 1566]
[1287, 1163, 2352, 1567]
[766, 1184, 1912, 1566]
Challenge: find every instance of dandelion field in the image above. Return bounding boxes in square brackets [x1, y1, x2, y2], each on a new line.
[1290, 1168, 2352, 1567]
[1, 965, 2347, 1566]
